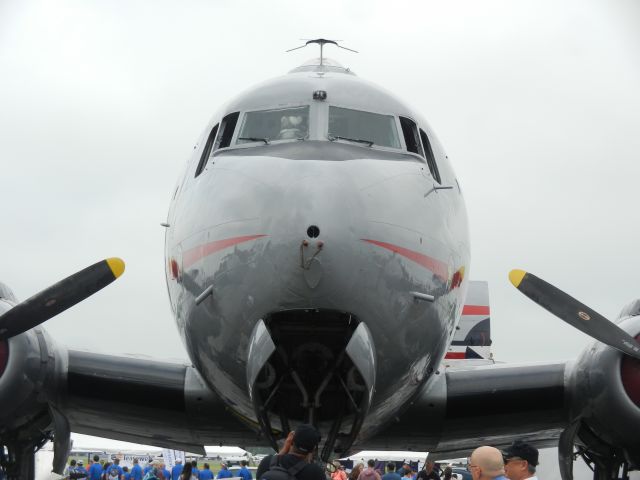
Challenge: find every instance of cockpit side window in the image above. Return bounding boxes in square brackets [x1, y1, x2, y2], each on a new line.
[399, 117, 424, 156]
[329, 107, 400, 149]
[195, 123, 219, 177]
[419, 129, 442, 184]
[237, 106, 309, 144]
[215, 112, 240, 150]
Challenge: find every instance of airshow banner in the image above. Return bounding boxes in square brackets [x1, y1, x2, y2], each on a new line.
[163, 449, 186, 470]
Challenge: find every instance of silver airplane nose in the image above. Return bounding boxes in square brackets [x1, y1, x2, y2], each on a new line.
[267, 168, 366, 304]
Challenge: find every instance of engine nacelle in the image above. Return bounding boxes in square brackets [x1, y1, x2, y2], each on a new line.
[568, 313, 640, 462]
[0, 325, 61, 436]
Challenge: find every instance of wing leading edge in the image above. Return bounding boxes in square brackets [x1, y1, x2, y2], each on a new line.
[361, 361, 568, 458]
[59, 350, 264, 454]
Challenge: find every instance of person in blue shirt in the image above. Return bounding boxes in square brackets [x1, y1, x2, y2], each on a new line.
[109, 459, 124, 479]
[237, 461, 252, 480]
[122, 466, 131, 480]
[198, 464, 214, 480]
[217, 464, 233, 479]
[76, 461, 89, 478]
[382, 463, 402, 480]
[161, 463, 171, 480]
[191, 460, 200, 479]
[88, 456, 103, 480]
[143, 462, 153, 476]
[130, 459, 143, 480]
[171, 460, 184, 480]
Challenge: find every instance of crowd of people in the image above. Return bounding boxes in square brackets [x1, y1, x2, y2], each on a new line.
[64, 428, 540, 480]
[328, 440, 539, 480]
[64, 456, 253, 480]
[257, 425, 540, 480]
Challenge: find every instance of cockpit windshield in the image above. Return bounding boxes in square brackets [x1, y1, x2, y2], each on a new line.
[237, 106, 309, 144]
[328, 106, 400, 149]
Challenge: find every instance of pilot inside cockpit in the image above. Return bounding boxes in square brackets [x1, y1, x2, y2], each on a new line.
[278, 115, 305, 139]
[237, 106, 309, 145]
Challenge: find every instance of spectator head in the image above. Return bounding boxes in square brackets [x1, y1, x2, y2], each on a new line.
[176, 459, 182, 464]
[114, 459, 120, 465]
[292, 424, 321, 455]
[386, 463, 396, 472]
[241, 460, 249, 467]
[367, 460, 375, 468]
[468, 446, 504, 480]
[204, 463, 210, 470]
[70, 460, 77, 467]
[221, 463, 228, 470]
[123, 467, 129, 472]
[133, 459, 139, 464]
[78, 461, 83, 467]
[192, 460, 198, 468]
[502, 441, 539, 480]
[425, 462, 435, 473]
[93, 455, 100, 462]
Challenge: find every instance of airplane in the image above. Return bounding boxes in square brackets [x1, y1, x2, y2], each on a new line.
[1, 39, 639, 480]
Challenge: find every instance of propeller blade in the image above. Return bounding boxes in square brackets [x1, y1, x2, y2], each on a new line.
[0, 258, 125, 340]
[509, 269, 640, 360]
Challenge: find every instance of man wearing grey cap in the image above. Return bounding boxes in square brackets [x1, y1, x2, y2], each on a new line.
[502, 441, 539, 480]
[257, 424, 324, 480]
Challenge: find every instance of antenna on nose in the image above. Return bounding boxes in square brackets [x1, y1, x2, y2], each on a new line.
[286, 38, 358, 66]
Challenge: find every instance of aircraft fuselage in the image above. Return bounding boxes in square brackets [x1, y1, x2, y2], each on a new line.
[164, 60, 470, 453]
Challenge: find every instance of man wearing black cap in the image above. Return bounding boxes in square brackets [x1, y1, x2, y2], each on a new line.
[257, 424, 324, 480]
[502, 441, 539, 480]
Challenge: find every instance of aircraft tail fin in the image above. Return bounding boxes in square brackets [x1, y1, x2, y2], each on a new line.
[444, 280, 492, 364]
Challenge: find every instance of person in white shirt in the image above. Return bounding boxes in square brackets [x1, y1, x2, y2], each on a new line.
[502, 441, 539, 480]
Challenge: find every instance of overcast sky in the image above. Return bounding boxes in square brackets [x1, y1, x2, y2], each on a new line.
[2, 0, 640, 462]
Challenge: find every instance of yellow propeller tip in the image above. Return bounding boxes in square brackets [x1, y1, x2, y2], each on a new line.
[509, 269, 527, 288]
[106, 258, 126, 278]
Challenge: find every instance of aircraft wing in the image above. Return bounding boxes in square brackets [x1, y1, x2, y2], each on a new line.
[61, 350, 263, 455]
[0, 259, 266, 476]
[0, 328, 263, 461]
[360, 361, 567, 458]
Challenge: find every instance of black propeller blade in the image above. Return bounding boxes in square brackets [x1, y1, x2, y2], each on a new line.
[509, 269, 640, 360]
[0, 258, 125, 340]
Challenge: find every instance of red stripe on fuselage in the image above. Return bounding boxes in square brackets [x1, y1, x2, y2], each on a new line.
[361, 239, 449, 281]
[182, 235, 267, 269]
[445, 352, 466, 359]
[462, 305, 490, 316]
